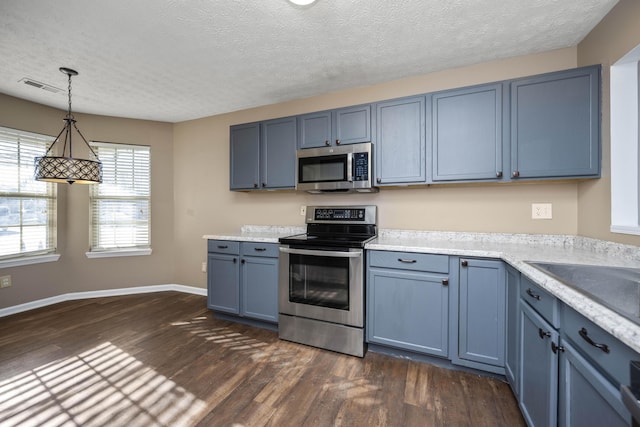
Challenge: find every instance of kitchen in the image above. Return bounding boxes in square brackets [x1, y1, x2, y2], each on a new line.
[1, 0, 640, 425]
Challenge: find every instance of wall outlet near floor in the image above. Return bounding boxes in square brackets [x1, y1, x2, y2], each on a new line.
[532, 203, 553, 220]
[201, 262, 207, 273]
[300, 205, 306, 216]
[0, 275, 11, 288]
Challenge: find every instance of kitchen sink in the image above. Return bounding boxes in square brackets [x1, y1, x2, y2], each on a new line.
[526, 261, 640, 325]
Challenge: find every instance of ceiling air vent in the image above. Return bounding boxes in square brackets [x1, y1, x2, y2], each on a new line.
[19, 77, 64, 94]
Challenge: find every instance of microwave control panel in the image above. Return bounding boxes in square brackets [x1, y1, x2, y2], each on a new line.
[352, 153, 369, 181]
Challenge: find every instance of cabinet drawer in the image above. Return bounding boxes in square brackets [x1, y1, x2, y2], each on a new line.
[562, 305, 637, 386]
[208, 240, 240, 254]
[368, 250, 449, 273]
[520, 276, 560, 328]
[241, 242, 278, 258]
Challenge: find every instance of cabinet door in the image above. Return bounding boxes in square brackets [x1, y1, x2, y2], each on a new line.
[559, 341, 630, 427]
[207, 253, 240, 314]
[241, 255, 278, 323]
[510, 65, 600, 179]
[333, 104, 371, 145]
[458, 259, 506, 368]
[367, 267, 449, 357]
[432, 84, 503, 181]
[374, 96, 427, 185]
[298, 111, 332, 149]
[519, 302, 559, 427]
[505, 265, 520, 396]
[230, 123, 260, 190]
[261, 117, 297, 189]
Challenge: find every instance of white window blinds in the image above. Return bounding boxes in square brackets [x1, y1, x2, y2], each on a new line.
[0, 127, 57, 259]
[89, 142, 150, 251]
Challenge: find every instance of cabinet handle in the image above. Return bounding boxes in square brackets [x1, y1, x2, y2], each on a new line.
[442, 279, 449, 286]
[461, 260, 468, 267]
[551, 341, 565, 354]
[253, 183, 258, 188]
[538, 328, 551, 339]
[335, 139, 341, 145]
[376, 177, 382, 184]
[512, 171, 520, 178]
[526, 288, 541, 301]
[233, 258, 237, 264]
[397, 258, 417, 264]
[217, 245, 228, 249]
[262, 182, 266, 188]
[496, 171, 503, 178]
[325, 140, 330, 146]
[241, 259, 245, 264]
[579, 327, 610, 353]
[254, 247, 266, 252]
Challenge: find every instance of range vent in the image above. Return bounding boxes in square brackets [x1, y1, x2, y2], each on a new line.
[19, 77, 64, 94]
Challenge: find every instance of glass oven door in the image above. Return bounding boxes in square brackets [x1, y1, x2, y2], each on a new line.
[278, 246, 364, 327]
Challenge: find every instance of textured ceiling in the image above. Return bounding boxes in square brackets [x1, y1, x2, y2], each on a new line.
[0, 0, 618, 123]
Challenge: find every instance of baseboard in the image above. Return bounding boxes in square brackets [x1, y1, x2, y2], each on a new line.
[0, 284, 207, 318]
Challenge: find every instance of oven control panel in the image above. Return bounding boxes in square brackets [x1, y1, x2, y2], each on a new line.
[306, 205, 377, 225]
[314, 208, 365, 221]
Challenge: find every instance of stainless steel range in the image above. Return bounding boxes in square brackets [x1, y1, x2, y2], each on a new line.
[278, 205, 377, 357]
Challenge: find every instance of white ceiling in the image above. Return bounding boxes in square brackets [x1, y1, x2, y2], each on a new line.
[0, 0, 618, 123]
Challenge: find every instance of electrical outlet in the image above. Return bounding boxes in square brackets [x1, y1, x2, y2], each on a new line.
[300, 206, 306, 216]
[532, 203, 553, 220]
[201, 262, 207, 273]
[0, 275, 11, 288]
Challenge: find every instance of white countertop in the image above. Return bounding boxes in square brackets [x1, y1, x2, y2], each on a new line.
[203, 226, 640, 353]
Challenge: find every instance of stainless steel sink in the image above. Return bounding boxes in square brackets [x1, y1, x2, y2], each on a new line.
[527, 262, 640, 325]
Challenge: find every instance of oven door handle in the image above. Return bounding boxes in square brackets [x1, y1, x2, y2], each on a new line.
[279, 247, 362, 258]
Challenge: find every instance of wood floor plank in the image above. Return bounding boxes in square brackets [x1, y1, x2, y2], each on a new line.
[0, 292, 525, 427]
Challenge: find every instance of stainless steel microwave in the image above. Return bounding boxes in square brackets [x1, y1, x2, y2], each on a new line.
[296, 142, 377, 193]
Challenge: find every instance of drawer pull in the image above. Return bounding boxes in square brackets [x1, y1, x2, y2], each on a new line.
[526, 288, 541, 301]
[254, 247, 267, 252]
[442, 279, 449, 286]
[233, 258, 237, 264]
[397, 258, 417, 264]
[579, 327, 610, 353]
[538, 328, 551, 339]
[217, 245, 228, 249]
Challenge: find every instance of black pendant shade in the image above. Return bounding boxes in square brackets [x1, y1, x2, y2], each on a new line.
[34, 67, 102, 184]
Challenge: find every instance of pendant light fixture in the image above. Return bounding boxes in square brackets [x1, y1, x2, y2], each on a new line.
[34, 67, 102, 184]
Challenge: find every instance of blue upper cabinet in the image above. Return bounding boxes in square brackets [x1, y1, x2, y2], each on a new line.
[261, 117, 297, 189]
[230, 118, 296, 191]
[374, 96, 427, 185]
[510, 65, 601, 179]
[230, 122, 260, 190]
[298, 104, 371, 148]
[432, 83, 504, 182]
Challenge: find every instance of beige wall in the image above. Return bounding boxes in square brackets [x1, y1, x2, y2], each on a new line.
[0, 94, 175, 308]
[577, 0, 640, 246]
[173, 48, 580, 288]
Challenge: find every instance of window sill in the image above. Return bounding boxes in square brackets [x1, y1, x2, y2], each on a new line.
[610, 225, 640, 236]
[86, 248, 152, 259]
[0, 254, 61, 269]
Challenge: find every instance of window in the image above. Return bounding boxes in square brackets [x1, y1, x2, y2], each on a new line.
[0, 126, 57, 261]
[610, 43, 640, 235]
[89, 142, 151, 255]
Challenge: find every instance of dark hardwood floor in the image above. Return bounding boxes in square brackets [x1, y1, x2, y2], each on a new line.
[0, 292, 524, 426]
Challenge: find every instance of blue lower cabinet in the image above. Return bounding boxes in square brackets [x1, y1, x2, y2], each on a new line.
[505, 265, 521, 397]
[559, 340, 629, 427]
[519, 302, 559, 427]
[241, 255, 278, 323]
[207, 240, 278, 324]
[367, 266, 449, 357]
[455, 258, 506, 374]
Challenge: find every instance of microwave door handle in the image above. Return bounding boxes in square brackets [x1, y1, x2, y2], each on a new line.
[279, 247, 362, 258]
[347, 152, 353, 182]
